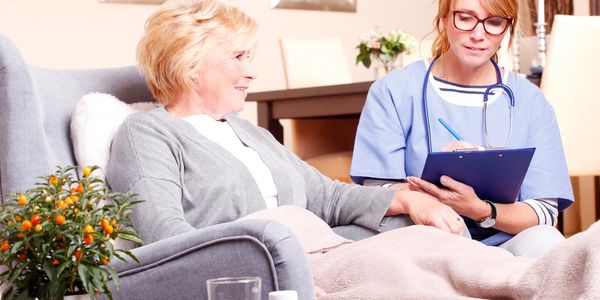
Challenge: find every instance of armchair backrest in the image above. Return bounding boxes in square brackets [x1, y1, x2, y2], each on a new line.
[0, 34, 155, 201]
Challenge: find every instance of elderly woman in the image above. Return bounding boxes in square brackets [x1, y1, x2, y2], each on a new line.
[106, 0, 465, 246]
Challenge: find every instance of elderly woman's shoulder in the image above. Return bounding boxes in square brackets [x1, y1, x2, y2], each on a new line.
[123, 106, 169, 125]
[118, 107, 174, 135]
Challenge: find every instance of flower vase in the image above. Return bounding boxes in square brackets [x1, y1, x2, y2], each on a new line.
[374, 55, 403, 79]
[381, 58, 396, 73]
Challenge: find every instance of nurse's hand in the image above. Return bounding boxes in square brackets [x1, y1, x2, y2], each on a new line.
[386, 189, 465, 235]
[407, 176, 488, 220]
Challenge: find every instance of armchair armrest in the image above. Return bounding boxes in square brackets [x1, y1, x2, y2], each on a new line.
[109, 219, 316, 300]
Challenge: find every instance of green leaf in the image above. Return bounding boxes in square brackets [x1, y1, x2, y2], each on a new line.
[106, 265, 119, 287]
[79, 264, 94, 295]
[117, 233, 143, 245]
[43, 260, 57, 282]
[115, 249, 140, 264]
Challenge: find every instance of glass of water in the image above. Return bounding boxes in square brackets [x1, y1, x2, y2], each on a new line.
[206, 277, 261, 300]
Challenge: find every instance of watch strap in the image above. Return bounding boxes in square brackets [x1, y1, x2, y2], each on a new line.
[476, 200, 497, 227]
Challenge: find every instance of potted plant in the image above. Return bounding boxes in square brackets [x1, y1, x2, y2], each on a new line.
[0, 166, 143, 300]
[356, 28, 417, 74]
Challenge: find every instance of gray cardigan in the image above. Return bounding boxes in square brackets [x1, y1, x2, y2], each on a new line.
[107, 107, 397, 244]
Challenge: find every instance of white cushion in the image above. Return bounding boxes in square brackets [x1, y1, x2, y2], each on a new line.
[70, 92, 155, 178]
[70, 93, 154, 251]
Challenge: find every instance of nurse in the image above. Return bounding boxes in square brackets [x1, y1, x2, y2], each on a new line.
[351, 0, 574, 256]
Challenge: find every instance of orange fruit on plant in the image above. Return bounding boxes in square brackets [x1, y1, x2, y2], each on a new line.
[1, 241, 9, 252]
[84, 234, 94, 245]
[83, 167, 92, 178]
[52, 259, 61, 265]
[14, 215, 21, 222]
[101, 256, 110, 265]
[16, 233, 24, 239]
[30, 214, 41, 225]
[34, 224, 43, 233]
[17, 195, 27, 206]
[48, 176, 59, 185]
[21, 220, 32, 231]
[74, 249, 82, 261]
[77, 183, 85, 193]
[103, 225, 114, 235]
[69, 195, 79, 203]
[18, 253, 27, 261]
[56, 200, 65, 209]
[55, 215, 66, 225]
[83, 225, 94, 234]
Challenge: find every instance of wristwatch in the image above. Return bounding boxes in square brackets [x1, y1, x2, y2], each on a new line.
[476, 200, 497, 228]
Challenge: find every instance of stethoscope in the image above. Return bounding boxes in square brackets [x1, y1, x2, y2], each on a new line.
[422, 55, 515, 153]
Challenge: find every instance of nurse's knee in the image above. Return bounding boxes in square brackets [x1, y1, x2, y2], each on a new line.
[499, 225, 564, 257]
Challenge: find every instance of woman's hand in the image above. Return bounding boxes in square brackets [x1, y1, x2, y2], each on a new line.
[386, 189, 465, 235]
[407, 176, 490, 221]
[390, 182, 409, 190]
[441, 141, 483, 152]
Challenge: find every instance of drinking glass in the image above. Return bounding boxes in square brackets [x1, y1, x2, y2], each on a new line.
[206, 276, 261, 300]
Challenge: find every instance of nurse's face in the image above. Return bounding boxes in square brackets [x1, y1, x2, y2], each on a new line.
[443, 0, 510, 69]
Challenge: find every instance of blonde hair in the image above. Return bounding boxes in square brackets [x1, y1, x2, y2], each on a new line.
[431, 0, 518, 62]
[137, 0, 258, 105]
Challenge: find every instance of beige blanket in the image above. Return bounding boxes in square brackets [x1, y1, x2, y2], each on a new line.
[243, 206, 600, 299]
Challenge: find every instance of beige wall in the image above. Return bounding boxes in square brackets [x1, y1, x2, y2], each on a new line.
[574, 0, 591, 15]
[0, 0, 437, 122]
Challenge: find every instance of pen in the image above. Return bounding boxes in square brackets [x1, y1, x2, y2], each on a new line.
[438, 118, 463, 141]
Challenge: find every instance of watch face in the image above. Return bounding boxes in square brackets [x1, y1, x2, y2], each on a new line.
[478, 217, 496, 228]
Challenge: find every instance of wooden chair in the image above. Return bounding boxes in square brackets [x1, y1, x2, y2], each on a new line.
[279, 37, 357, 182]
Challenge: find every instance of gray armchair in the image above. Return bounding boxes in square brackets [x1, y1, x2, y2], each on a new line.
[0, 34, 315, 299]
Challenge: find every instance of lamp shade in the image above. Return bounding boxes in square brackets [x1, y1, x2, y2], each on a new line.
[541, 15, 600, 176]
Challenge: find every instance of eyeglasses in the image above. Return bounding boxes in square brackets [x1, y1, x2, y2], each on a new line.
[452, 10, 512, 35]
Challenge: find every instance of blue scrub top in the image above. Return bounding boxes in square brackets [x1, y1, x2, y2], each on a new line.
[351, 61, 574, 243]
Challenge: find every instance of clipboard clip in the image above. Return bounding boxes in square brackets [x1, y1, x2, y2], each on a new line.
[452, 146, 507, 152]
[452, 146, 490, 152]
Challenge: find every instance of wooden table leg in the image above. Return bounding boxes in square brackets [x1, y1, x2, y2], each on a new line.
[256, 102, 284, 144]
[594, 176, 600, 221]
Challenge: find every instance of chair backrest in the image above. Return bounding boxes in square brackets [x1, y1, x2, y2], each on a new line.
[0, 34, 155, 201]
[279, 37, 352, 88]
[278, 37, 356, 182]
[540, 15, 600, 176]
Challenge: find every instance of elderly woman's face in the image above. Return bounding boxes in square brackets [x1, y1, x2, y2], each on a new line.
[192, 50, 257, 116]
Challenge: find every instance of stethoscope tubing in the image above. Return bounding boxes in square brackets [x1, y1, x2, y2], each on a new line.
[422, 56, 515, 152]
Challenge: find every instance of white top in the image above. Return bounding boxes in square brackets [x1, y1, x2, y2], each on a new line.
[184, 114, 278, 208]
[426, 60, 509, 107]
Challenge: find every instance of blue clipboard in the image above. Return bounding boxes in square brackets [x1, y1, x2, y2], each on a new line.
[420, 148, 536, 203]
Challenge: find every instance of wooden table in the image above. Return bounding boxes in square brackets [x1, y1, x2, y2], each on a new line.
[246, 81, 373, 144]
